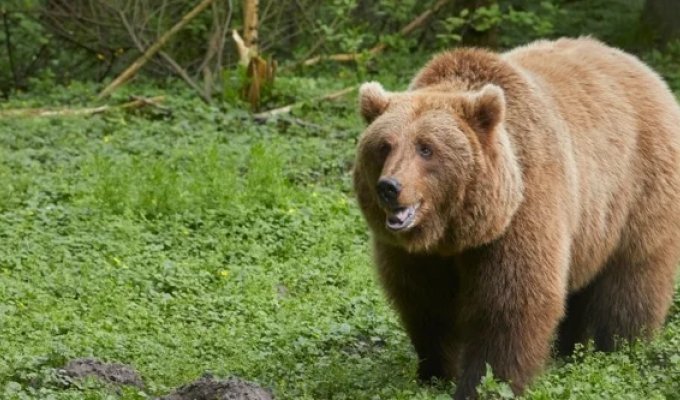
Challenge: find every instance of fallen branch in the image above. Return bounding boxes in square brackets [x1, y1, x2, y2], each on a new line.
[0, 96, 166, 118]
[97, 0, 217, 99]
[252, 86, 356, 121]
[301, 53, 362, 66]
[301, 0, 452, 67]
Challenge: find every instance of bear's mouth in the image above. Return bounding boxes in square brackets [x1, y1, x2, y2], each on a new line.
[385, 203, 420, 231]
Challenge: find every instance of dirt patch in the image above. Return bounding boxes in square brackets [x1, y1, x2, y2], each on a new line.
[60, 358, 144, 389]
[58, 359, 273, 399]
[158, 374, 274, 400]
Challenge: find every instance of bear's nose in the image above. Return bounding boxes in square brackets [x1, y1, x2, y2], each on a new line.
[376, 177, 401, 206]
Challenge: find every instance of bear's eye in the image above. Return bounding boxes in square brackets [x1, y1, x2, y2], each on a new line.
[379, 142, 391, 157]
[417, 143, 433, 159]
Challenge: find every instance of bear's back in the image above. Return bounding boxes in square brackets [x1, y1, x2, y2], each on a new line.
[506, 38, 680, 289]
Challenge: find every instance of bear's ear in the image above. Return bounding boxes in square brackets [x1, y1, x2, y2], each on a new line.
[359, 81, 390, 124]
[463, 84, 506, 141]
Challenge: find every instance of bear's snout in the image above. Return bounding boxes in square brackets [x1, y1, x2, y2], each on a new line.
[376, 177, 402, 208]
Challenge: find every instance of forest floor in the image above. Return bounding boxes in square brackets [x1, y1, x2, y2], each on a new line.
[1, 55, 679, 399]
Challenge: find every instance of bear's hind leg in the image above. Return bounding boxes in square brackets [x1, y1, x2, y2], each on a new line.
[586, 250, 677, 352]
[555, 285, 594, 357]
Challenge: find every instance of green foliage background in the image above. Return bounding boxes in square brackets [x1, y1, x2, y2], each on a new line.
[1, 0, 676, 96]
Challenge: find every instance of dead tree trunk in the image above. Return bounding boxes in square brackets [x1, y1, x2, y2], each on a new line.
[243, 0, 259, 53]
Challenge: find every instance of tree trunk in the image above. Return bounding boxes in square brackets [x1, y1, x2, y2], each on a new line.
[643, 0, 680, 41]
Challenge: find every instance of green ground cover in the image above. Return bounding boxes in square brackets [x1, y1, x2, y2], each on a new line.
[1, 64, 679, 399]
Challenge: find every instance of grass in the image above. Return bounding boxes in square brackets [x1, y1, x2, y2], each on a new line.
[1, 65, 680, 400]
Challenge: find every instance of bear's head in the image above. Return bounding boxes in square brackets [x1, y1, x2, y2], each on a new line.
[353, 81, 524, 255]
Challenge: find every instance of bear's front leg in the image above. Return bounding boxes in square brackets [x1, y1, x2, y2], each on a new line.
[373, 242, 461, 382]
[453, 241, 567, 399]
[399, 308, 460, 383]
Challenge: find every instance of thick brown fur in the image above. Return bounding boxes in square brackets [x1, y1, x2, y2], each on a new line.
[353, 37, 680, 399]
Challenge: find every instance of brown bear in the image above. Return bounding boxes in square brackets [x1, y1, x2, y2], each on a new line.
[353, 37, 680, 399]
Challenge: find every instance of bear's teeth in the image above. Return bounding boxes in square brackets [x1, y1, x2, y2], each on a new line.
[395, 208, 410, 220]
[386, 204, 418, 231]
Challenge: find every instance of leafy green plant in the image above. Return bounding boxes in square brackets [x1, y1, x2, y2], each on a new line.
[435, 2, 561, 49]
[644, 40, 680, 96]
[477, 365, 516, 399]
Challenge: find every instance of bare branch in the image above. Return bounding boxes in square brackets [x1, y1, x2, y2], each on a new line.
[119, 11, 211, 103]
[215, 0, 234, 73]
[24, 44, 50, 78]
[98, 0, 217, 99]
